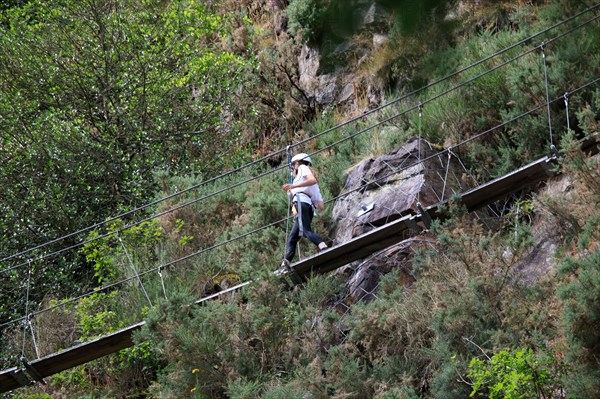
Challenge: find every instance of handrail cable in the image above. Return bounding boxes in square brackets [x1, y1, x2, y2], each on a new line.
[541, 42, 555, 148]
[117, 233, 153, 307]
[1, 2, 597, 267]
[20, 260, 32, 358]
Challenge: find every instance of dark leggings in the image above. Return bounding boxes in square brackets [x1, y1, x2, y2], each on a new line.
[284, 202, 324, 262]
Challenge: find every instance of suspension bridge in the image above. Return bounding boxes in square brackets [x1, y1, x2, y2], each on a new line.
[1, 4, 599, 394]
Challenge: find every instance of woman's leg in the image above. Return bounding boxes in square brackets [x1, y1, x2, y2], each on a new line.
[284, 217, 300, 262]
[298, 202, 325, 247]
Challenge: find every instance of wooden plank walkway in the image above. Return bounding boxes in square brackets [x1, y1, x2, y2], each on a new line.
[452, 155, 557, 212]
[0, 322, 144, 392]
[0, 367, 30, 393]
[3, 139, 597, 393]
[30, 322, 144, 377]
[293, 212, 421, 278]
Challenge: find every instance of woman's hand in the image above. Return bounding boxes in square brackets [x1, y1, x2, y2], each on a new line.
[314, 200, 325, 211]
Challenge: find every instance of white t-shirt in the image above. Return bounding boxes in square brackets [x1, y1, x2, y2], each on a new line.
[291, 164, 323, 205]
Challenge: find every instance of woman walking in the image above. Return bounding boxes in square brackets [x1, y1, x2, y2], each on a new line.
[281, 153, 328, 268]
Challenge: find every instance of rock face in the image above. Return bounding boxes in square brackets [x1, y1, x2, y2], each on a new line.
[341, 236, 428, 304]
[297, 0, 393, 110]
[514, 169, 592, 282]
[331, 137, 468, 242]
[298, 45, 356, 106]
[330, 137, 471, 303]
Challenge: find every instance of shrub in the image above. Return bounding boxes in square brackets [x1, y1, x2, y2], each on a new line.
[468, 347, 564, 399]
[557, 248, 600, 398]
[286, 0, 330, 43]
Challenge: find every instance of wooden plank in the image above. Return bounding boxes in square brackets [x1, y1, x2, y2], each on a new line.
[195, 281, 252, 304]
[0, 367, 31, 393]
[459, 156, 556, 211]
[293, 213, 421, 276]
[425, 156, 557, 215]
[26, 322, 144, 378]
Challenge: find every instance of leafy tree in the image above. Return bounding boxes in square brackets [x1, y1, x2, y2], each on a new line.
[0, 0, 253, 320]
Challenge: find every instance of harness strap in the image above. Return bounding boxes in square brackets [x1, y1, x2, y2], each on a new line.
[296, 199, 304, 237]
[293, 192, 313, 205]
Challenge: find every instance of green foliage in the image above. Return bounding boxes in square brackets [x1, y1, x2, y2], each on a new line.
[323, 346, 372, 397]
[50, 290, 123, 342]
[557, 248, 600, 398]
[136, 273, 351, 398]
[0, 0, 257, 352]
[286, 0, 330, 43]
[139, 287, 284, 397]
[408, 1, 600, 181]
[246, 177, 287, 227]
[573, 89, 600, 143]
[223, 190, 285, 278]
[468, 348, 562, 399]
[374, 386, 422, 399]
[226, 377, 262, 399]
[504, 199, 534, 252]
[47, 367, 93, 393]
[80, 219, 163, 285]
[76, 292, 122, 339]
[261, 384, 311, 399]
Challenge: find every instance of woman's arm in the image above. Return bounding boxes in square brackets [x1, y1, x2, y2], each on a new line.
[282, 166, 316, 191]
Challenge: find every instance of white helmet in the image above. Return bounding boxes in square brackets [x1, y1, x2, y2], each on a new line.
[291, 153, 312, 165]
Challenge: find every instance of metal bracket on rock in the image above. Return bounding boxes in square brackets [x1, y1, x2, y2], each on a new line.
[357, 203, 374, 217]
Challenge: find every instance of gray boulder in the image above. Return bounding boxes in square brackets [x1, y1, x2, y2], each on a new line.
[330, 136, 471, 302]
